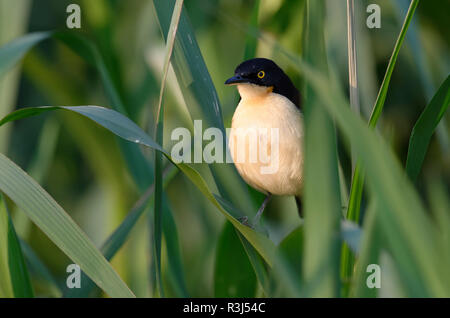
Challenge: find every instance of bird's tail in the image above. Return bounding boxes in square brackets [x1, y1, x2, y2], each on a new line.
[295, 195, 303, 218]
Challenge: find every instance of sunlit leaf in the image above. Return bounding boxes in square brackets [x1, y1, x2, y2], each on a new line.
[0, 153, 134, 297]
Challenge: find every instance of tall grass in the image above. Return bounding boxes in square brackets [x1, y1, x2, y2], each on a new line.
[302, 0, 341, 297]
[0, 0, 31, 153]
[0, 0, 448, 298]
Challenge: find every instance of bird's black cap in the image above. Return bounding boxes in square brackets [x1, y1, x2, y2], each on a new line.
[225, 58, 301, 109]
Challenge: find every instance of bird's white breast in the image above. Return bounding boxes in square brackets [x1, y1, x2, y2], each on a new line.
[229, 84, 304, 196]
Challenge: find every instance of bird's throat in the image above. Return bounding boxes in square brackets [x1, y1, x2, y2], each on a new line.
[237, 84, 274, 102]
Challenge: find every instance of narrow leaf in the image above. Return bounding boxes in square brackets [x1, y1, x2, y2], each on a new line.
[152, 0, 183, 298]
[406, 75, 450, 181]
[19, 240, 62, 297]
[162, 194, 189, 297]
[0, 31, 51, 79]
[302, 0, 342, 297]
[346, 0, 420, 235]
[0, 194, 34, 297]
[0, 154, 134, 298]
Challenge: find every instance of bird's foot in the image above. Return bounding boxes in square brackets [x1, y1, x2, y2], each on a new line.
[238, 216, 268, 235]
[238, 216, 253, 228]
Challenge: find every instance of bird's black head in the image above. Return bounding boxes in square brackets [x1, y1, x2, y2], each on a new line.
[225, 58, 301, 108]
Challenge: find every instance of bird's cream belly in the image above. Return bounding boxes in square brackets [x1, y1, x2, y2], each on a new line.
[229, 93, 304, 196]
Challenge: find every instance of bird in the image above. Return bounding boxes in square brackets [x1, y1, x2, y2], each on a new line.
[225, 58, 304, 225]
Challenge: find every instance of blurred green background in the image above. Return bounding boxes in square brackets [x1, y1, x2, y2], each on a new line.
[0, 0, 448, 297]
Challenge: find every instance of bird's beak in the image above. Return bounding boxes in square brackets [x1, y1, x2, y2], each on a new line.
[225, 74, 248, 85]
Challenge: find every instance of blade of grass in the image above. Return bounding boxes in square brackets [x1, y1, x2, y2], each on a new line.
[427, 181, 450, 271]
[236, 232, 270, 296]
[355, 201, 427, 297]
[152, 0, 183, 298]
[153, 0, 223, 132]
[248, 18, 449, 294]
[293, 56, 449, 296]
[378, 250, 407, 297]
[368, 0, 420, 127]
[103, 166, 177, 260]
[392, 0, 450, 157]
[214, 221, 257, 297]
[214, 195, 270, 296]
[19, 239, 62, 297]
[341, 0, 360, 296]
[0, 32, 50, 79]
[65, 165, 177, 297]
[215, 194, 313, 297]
[0, 194, 33, 297]
[5, 211, 34, 297]
[153, 0, 255, 213]
[406, 74, 450, 181]
[13, 116, 60, 239]
[161, 193, 189, 297]
[346, 0, 360, 168]
[340, 220, 361, 254]
[346, 0, 420, 224]
[0, 0, 32, 152]
[0, 153, 134, 297]
[343, 4, 420, 290]
[214, 196, 301, 298]
[277, 226, 303, 290]
[351, 201, 381, 297]
[302, 0, 342, 297]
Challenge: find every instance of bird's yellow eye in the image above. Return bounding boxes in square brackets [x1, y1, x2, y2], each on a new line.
[257, 70, 265, 79]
